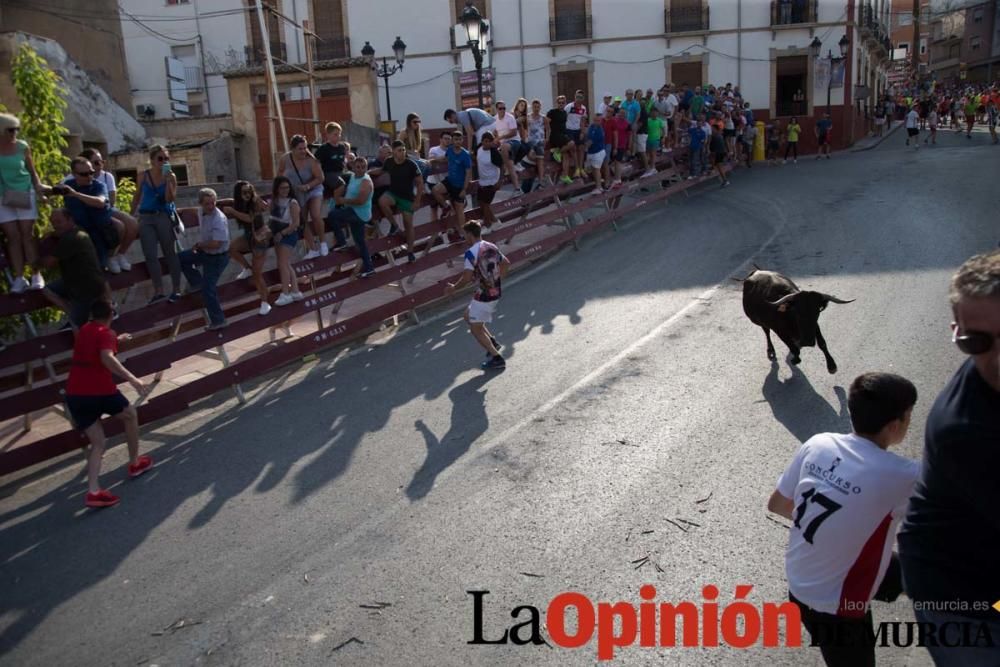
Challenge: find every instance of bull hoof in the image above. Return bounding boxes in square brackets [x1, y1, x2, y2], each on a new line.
[827, 362, 838, 374]
[790, 356, 801, 366]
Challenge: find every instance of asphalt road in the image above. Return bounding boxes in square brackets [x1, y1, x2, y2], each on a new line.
[1, 126, 997, 667]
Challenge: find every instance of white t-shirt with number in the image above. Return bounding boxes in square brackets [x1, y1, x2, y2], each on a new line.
[776, 432, 920, 617]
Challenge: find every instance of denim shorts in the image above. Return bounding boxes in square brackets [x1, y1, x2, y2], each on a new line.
[278, 231, 299, 248]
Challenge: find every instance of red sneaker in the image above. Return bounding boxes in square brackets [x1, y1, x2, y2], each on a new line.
[85, 489, 120, 508]
[128, 455, 154, 479]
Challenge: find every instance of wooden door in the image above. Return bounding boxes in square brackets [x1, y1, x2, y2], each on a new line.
[672, 61, 702, 89]
[556, 69, 590, 111]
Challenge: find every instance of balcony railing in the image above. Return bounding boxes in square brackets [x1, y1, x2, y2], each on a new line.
[244, 42, 287, 67]
[313, 35, 350, 61]
[549, 13, 592, 42]
[665, 4, 709, 33]
[184, 65, 204, 92]
[770, 0, 818, 26]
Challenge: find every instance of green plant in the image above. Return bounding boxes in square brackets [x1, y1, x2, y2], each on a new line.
[1, 44, 70, 338]
[116, 176, 136, 213]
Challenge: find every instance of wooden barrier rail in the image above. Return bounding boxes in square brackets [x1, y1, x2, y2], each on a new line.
[0, 149, 718, 476]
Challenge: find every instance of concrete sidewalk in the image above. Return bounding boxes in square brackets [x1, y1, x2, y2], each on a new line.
[851, 119, 903, 151]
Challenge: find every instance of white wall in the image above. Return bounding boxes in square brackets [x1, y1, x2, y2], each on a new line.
[122, 0, 871, 129]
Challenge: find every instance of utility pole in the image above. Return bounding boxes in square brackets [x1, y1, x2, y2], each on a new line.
[303, 19, 321, 143]
[255, 0, 288, 175]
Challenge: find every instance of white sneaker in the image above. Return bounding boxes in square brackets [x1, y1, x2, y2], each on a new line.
[117, 254, 132, 271]
[107, 255, 122, 274]
[10, 276, 28, 293]
[291, 291, 304, 301]
[236, 267, 252, 280]
[30, 273, 44, 290]
[303, 249, 320, 260]
[320, 242, 329, 257]
[643, 169, 657, 177]
[258, 301, 272, 316]
[591, 188, 603, 196]
[274, 293, 294, 306]
[514, 162, 525, 172]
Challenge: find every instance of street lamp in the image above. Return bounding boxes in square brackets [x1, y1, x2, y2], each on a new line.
[461, 1, 488, 108]
[361, 36, 407, 124]
[811, 35, 850, 115]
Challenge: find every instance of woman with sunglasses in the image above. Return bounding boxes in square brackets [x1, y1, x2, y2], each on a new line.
[398, 113, 432, 186]
[269, 176, 303, 307]
[131, 144, 182, 304]
[223, 181, 271, 315]
[278, 135, 325, 259]
[0, 113, 46, 293]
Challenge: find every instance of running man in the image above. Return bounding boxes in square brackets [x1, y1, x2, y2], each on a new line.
[445, 220, 510, 370]
[66, 300, 152, 508]
[815, 112, 832, 159]
[905, 106, 920, 148]
[769, 372, 920, 667]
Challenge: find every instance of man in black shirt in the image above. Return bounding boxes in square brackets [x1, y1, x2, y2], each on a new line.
[370, 140, 423, 263]
[38, 208, 111, 328]
[898, 249, 1000, 666]
[545, 94, 575, 185]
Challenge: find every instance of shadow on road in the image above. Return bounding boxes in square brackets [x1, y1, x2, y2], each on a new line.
[761, 361, 850, 443]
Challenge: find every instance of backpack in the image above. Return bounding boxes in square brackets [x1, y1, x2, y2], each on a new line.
[469, 241, 504, 302]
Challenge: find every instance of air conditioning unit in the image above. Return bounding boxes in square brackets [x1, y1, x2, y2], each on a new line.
[136, 104, 156, 119]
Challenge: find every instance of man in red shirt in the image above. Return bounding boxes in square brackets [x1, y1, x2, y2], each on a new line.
[66, 300, 151, 508]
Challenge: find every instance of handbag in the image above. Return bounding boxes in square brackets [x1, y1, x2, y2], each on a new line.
[0, 170, 32, 209]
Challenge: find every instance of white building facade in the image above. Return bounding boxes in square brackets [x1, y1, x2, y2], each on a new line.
[121, 0, 886, 150]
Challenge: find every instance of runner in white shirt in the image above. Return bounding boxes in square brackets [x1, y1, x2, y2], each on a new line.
[905, 107, 920, 148]
[768, 372, 920, 667]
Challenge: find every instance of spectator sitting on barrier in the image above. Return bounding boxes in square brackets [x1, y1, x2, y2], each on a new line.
[521, 99, 547, 184]
[366, 144, 393, 233]
[270, 176, 303, 307]
[431, 130, 472, 235]
[488, 101, 521, 191]
[608, 106, 631, 188]
[179, 188, 230, 331]
[370, 140, 423, 264]
[57, 157, 121, 273]
[279, 135, 325, 259]
[77, 149, 138, 274]
[0, 112, 46, 294]
[223, 181, 271, 316]
[314, 121, 353, 226]
[475, 132, 503, 231]
[582, 115, 606, 195]
[425, 131, 451, 222]
[132, 144, 182, 305]
[65, 299, 151, 509]
[37, 208, 111, 330]
[329, 156, 376, 279]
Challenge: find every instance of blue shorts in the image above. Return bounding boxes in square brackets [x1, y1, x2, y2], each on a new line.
[279, 231, 299, 248]
[66, 392, 129, 431]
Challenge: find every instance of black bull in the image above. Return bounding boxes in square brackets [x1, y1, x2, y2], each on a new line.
[740, 269, 854, 374]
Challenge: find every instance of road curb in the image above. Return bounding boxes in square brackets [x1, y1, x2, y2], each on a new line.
[850, 120, 903, 152]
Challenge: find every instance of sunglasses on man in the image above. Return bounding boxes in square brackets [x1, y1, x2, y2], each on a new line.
[75, 170, 95, 177]
[953, 328, 1000, 355]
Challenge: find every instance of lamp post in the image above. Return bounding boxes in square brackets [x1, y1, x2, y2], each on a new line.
[811, 35, 850, 115]
[361, 36, 407, 124]
[460, 2, 488, 108]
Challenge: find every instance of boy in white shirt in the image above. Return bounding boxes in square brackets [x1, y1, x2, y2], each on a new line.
[768, 372, 920, 667]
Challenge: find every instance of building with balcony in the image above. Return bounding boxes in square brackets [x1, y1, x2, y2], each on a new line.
[119, 0, 888, 166]
[927, 0, 998, 84]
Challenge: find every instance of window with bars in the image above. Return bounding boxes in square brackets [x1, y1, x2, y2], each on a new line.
[551, 0, 590, 42]
[246, 0, 285, 66]
[312, 0, 349, 60]
[666, 0, 708, 33]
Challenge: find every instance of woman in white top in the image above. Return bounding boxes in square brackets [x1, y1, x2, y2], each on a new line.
[277, 135, 324, 259]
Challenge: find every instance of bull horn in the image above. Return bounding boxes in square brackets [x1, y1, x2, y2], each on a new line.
[768, 292, 799, 307]
[820, 293, 855, 304]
